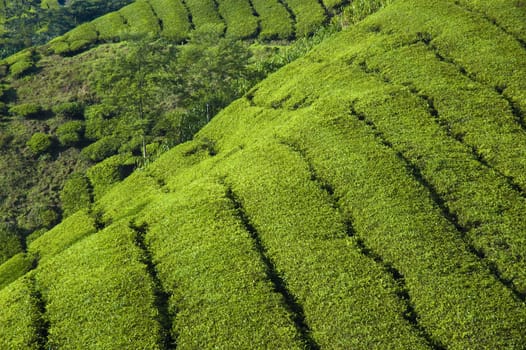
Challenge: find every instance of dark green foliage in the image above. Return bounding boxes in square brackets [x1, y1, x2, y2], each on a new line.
[26, 132, 53, 155]
[84, 104, 116, 140]
[1, 0, 133, 58]
[0, 223, 22, 265]
[80, 136, 121, 161]
[59, 173, 91, 217]
[9, 103, 43, 119]
[26, 206, 59, 229]
[51, 101, 84, 119]
[56, 120, 84, 147]
[86, 154, 134, 200]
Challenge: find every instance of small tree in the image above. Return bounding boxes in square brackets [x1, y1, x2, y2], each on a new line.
[95, 36, 175, 159]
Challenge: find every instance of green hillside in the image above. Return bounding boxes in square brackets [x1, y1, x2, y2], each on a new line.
[0, 0, 359, 270]
[45, 0, 348, 55]
[0, 0, 133, 58]
[1, 0, 526, 348]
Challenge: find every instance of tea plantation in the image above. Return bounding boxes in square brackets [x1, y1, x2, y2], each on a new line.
[1, 0, 526, 348]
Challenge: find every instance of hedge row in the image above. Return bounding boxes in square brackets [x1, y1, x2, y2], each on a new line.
[0, 275, 43, 349]
[251, 0, 294, 40]
[149, 0, 191, 41]
[216, 0, 258, 39]
[216, 141, 430, 348]
[92, 12, 128, 42]
[453, 0, 526, 43]
[184, 0, 224, 30]
[361, 40, 526, 192]
[35, 222, 163, 348]
[345, 0, 526, 294]
[279, 98, 526, 348]
[368, 0, 526, 126]
[119, 0, 161, 36]
[135, 179, 304, 348]
[282, 0, 326, 36]
[28, 210, 96, 263]
[0, 253, 34, 291]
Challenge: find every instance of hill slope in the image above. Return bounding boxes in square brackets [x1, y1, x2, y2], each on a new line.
[1, 0, 526, 348]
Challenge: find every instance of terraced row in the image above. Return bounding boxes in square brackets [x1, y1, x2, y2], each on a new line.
[1, 0, 525, 348]
[46, 0, 335, 56]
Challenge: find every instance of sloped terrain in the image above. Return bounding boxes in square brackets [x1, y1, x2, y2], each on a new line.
[1, 0, 526, 348]
[0, 0, 133, 58]
[45, 0, 346, 55]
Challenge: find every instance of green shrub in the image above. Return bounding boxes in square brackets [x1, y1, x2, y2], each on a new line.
[0, 223, 22, 265]
[80, 137, 121, 162]
[9, 103, 43, 119]
[86, 154, 134, 200]
[56, 121, 84, 147]
[52, 101, 84, 119]
[185, 0, 224, 29]
[0, 276, 43, 349]
[216, 0, 258, 38]
[26, 132, 54, 155]
[65, 22, 98, 45]
[9, 60, 34, 78]
[282, 0, 327, 37]
[138, 180, 304, 348]
[93, 12, 128, 42]
[29, 210, 96, 262]
[26, 206, 59, 230]
[60, 173, 92, 217]
[0, 253, 34, 291]
[119, 0, 161, 36]
[149, 0, 191, 41]
[252, 0, 294, 40]
[49, 39, 70, 55]
[84, 104, 116, 140]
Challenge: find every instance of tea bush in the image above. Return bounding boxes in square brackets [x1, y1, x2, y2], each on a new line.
[26, 132, 53, 155]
